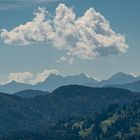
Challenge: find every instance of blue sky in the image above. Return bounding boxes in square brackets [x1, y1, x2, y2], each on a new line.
[0, 0, 139, 83]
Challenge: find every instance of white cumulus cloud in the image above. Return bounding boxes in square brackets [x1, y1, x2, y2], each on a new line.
[1, 3, 128, 59]
[30, 69, 59, 84]
[8, 72, 33, 83]
[6, 69, 59, 84]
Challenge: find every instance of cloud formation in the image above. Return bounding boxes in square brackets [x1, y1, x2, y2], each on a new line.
[57, 56, 74, 64]
[6, 69, 59, 84]
[8, 72, 33, 83]
[1, 4, 128, 59]
[30, 69, 59, 84]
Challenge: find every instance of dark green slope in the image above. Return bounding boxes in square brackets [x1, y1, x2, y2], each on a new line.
[2, 99, 140, 140]
[14, 90, 49, 98]
[0, 85, 140, 137]
[0, 92, 46, 134]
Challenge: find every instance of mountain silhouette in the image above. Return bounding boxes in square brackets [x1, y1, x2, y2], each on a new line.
[0, 72, 140, 94]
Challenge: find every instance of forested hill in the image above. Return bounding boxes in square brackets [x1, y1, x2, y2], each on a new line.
[0, 85, 140, 139]
[1, 99, 140, 140]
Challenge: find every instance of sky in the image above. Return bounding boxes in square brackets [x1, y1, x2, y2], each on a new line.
[0, 0, 139, 84]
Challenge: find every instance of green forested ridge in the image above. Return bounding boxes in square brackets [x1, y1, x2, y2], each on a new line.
[1, 100, 140, 140]
[0, 85, 140, 139]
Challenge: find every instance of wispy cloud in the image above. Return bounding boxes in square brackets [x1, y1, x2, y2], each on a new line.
[0, 0, 62, 11]
[57, 56, 74, 64]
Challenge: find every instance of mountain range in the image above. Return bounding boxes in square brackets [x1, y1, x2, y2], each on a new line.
[106, 80, 140, 92]
[0, 72, 140, 94]
[0, 73, 98, 94]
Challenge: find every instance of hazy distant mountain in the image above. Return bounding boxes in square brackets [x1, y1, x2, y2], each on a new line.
[0, 72, 139, 94]
[0, 73, 98, 94]
[0, 85, 140, 135]
[106, 80, 140, 92]
[0, 81, 33, 94]
[35, 73, 98, 92]
[86, 72, 139, 87]
[14, 90, 49, 98]
[104, 72, 137, 85]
